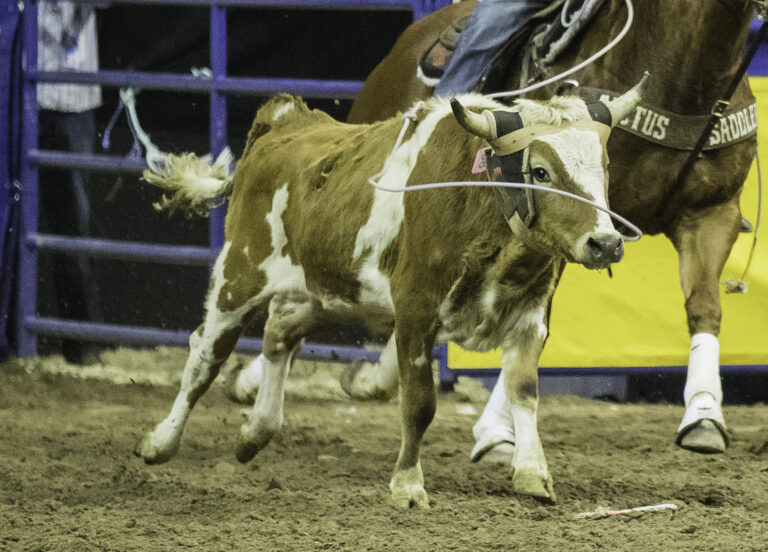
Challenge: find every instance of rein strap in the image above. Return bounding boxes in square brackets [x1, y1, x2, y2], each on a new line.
[675, 18, 768, 185]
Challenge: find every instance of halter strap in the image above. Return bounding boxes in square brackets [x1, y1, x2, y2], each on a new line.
[490, 119, 610, 155]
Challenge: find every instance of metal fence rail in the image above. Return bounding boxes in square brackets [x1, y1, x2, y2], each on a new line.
[17, 0, 452, 381]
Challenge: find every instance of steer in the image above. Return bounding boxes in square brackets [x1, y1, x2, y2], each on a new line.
[135, 78, 646, 507]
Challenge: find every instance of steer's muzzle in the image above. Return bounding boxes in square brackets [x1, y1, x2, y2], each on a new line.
[586, 233, 624, 268]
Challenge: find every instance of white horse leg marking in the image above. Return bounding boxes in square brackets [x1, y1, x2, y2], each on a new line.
[344, 332, 399, 400]
[470, 369, 516, 463]
[683, 332, 723, 407]
[677, 332, 727, 452]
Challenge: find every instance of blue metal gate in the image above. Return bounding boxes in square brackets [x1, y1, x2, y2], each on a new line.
[16, 0, 451, 377]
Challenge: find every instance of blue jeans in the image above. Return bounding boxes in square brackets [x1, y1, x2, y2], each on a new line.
[434, 0, 551, 96]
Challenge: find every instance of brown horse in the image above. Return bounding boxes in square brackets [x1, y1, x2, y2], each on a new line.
[343, 0, 759, 456]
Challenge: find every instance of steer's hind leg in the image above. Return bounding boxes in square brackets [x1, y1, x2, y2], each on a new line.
[136, 243, 261, 464]
[236, 291, 321, 463]
[671, 201, 740, 454]
[340, 332, 399, 400]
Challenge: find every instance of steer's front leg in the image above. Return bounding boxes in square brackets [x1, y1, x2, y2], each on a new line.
[389, 309, 437, 509]
[504, 305, 556, 503]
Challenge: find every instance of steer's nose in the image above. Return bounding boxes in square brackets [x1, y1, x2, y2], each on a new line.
[587, 234, 624, 265]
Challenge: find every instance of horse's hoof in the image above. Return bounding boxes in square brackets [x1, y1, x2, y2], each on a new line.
[339, 359, 365, 398]
[677, 419, 727, 454]
[223, 362, 251, 404]
[512, 470, 557, 504]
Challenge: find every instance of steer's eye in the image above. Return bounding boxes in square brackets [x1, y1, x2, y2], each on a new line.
[532, 167, 551, 182]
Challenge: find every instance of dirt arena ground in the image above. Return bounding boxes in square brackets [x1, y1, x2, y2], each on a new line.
[1, 348, 767, 551]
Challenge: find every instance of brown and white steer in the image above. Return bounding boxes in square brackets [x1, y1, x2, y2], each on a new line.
[135, 81, 645, 507]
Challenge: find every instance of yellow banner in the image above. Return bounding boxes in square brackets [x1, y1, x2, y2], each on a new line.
[449, 78, 768, 370]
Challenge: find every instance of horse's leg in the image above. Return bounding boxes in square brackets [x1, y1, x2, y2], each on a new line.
[136, 243, 261, 463]
[670, 199, 741, 453]
[389, 307, 437, 509]
[339, 332, 399, 400]
[235, 290, 321, 462]
[469, 368, 516, 464]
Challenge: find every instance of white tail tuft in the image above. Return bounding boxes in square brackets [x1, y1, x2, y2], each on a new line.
[142, 147, 234, 217]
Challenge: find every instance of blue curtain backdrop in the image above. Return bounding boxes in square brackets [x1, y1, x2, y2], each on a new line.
[0, 1, 22, 361]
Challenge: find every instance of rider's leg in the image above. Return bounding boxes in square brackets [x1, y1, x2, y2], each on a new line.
[434, 0, 550, 96]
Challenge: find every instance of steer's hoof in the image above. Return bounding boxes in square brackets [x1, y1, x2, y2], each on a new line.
[512, 469, 556, 504]
[339, 359, 365, 398]
[391, 485, 430, 509]
[134, 432, 178, 465]
[235, 437, 261, 464]
[235, 424, 276, 463]
[223, 362, 252, 404]
[676, 419, 727, 454]
[390, 465, 430, 509]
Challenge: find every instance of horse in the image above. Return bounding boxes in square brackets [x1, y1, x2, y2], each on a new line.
[339, 0, 760, 457]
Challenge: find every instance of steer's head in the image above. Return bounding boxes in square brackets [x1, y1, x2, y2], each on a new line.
[451, 74, 648, 269]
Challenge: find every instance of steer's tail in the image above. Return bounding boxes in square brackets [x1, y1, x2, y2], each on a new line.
[142, 147, 234, 217]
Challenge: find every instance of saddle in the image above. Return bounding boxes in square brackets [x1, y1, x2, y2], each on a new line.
[419, 0, 607, 92]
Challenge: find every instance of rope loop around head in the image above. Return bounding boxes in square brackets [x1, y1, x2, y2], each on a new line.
[366, 177, 643, 242]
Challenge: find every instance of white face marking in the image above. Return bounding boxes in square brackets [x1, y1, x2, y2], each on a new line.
[539, 128, 614, 233]
[272, 102, 295, 121]
[352, 105, 451, 307]
[256, 184, 309, 299]
[413, 354, 428, 368]
[538, 128, 618, 258]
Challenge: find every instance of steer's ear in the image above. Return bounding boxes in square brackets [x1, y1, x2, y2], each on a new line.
[451, 98, 498, 141]
[594, 72, 650, 127]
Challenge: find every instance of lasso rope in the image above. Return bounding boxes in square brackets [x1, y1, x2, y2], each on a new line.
[724, 150, 763, 293]
[368, 104, 643, 242]
[488, 0, 634, 99]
